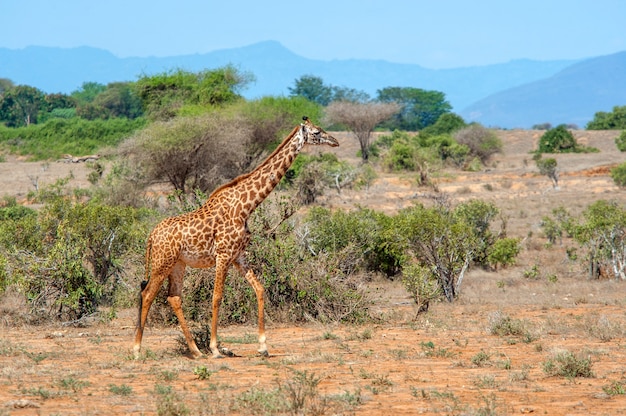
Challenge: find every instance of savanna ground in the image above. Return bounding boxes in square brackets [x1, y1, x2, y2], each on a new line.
[1, 130, 626, 415]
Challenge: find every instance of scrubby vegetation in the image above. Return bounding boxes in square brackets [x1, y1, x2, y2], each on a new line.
[0, 66, 624, 334]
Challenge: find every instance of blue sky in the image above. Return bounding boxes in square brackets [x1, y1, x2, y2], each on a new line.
[1, 0, 625, 68]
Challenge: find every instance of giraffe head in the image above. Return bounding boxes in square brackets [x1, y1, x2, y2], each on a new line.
[299, 116, 339, 147]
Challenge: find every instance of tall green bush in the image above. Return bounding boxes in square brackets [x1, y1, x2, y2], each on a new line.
[0, 194, 151, 320]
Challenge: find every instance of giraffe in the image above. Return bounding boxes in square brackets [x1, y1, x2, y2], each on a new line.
[133, 117, 339, 359]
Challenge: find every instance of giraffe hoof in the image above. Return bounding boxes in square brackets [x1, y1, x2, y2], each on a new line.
[258, 350, 270, 358]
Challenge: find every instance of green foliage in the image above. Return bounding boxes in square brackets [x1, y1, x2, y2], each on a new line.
[377, 87, 452, 130]
[77, 82, 142, 120]
[289, 75, 334, 106]
[239, 95, 323, 151]
[537, 124, 598, 154]
[397, 200, 509, 304]
[615, 130, 626, 151]
[419, 113, 466, 138]
[71, 82, 107, 105]
[0, 85, 47, 127]
[487, 238, 521, 269]
[587, 105, 626, 130]
[288, 75, 369, 106]
[135, 66, 253, 119]
[535, 155, 559, 188]
[0, 191, 151, 320]
[395, 204, 476, 302]
[538, 125, 577, 153]
[305, 206, 400, 276]
[454, 199, 500, 267]
[543, 350, 594, 379]
[401, 263, 440, 313]
[570, 200, 626, 279]
[375, 130, 466, 174]
[611, 162, 626, 187]
[0, 117, 146, 160]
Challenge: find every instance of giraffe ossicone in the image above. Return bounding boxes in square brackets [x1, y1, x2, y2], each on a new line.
[133, 117, 339, 359]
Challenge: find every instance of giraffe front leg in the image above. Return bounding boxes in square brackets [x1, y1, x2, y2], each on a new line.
[168, 296, 203, 359]
[168, 263, 203, 359]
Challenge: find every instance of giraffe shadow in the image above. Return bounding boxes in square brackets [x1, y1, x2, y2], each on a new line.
[175, 325, 242, 358]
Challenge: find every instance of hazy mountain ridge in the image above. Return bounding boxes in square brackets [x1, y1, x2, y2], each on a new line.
[1, 41, 623, 127]
[461, 51, 626, 128]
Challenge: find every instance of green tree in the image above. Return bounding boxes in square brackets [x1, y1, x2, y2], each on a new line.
[135, 66, 253, 119]
[487, 238, 521, 269]
[288, 75, 370, 105]
[0, 78, 15, 94]
[571, 200, 626, 280]
[77, 82, 142, 120]
[331, 86, 370, 103]
[71, 82, 107, 105]
[288, 75, 334, 106]
[396, 204, 477, 302]
[377, 87, 452, 131]
[0, 85, 46, 126]
[587, 105, 626, 130]
[0, 193, 149, 319]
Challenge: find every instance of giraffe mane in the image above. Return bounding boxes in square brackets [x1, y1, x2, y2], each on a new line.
[208, 123, 301, 199]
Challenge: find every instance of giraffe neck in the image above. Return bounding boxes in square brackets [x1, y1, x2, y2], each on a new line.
[209, 125, 304, 217]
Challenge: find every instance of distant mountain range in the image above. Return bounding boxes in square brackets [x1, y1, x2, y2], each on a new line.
[1, 41, 625, 128]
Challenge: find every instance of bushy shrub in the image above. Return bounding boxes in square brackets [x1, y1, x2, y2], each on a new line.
[453, 124, 502, 163]
[611, 162, 626, 187]
[538, 125, 578, 153]
[419, 113, 466, 138]
[0, 191, 151, 320]
[537, 125, 598, 154]
[401, 262, 440, 313]
[287, 152, 355, 204]
[304, 206, 401, 276]
[487, 238, 521, 269]
[615, 130, 626, 152]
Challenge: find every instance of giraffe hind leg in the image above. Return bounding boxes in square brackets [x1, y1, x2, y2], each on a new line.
[235, 261, 268, 357]
[134, 278, 162, 359]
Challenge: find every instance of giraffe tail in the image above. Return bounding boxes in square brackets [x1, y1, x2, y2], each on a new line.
[137, 235, 152, 331]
